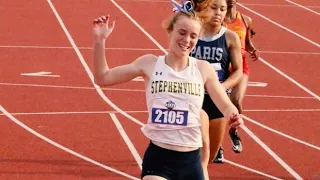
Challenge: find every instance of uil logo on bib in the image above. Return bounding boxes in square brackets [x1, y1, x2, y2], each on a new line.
[151, 99, 189, 126]
[166, 100, 176, 110]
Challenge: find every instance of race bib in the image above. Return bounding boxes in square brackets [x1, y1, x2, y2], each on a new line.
[151, 100, 189, 126]
[210, 63, 222, 71]
[210, 63, 224, 82]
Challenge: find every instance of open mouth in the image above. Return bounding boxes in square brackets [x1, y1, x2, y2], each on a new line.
[178, 43, 190, 50]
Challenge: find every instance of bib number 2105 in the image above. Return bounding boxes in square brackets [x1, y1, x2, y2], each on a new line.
[151, 108, 188, 126]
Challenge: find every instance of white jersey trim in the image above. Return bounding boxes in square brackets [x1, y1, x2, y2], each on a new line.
[200, 26, 227, 42]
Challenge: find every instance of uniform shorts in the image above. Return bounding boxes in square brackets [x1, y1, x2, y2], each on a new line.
[202, 93, 224, 120]
[141, 142, 204, 180]
[243, 56, 249, 75]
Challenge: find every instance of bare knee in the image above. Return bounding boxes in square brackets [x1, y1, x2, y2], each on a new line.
[230, 75, 248, 113]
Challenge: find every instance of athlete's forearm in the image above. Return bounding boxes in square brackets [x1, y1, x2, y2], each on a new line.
[245, 27, 257, 53]
[245, 41, 257, 53]
[93, 39, 109, 85]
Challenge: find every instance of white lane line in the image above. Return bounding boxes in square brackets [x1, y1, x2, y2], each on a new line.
[285, 0, 320, 15]
[242, 115, 320, 151]
[0, 105, 139, 180]
[241, 125, 303, 180]
[110, 113, 142, 169]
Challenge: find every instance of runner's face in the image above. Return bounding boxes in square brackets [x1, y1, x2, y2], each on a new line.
[207, 0, 227, 26]
[168, 16, 201, 57]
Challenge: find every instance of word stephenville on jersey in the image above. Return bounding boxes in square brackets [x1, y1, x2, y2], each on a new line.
[150, 80, 202, 96]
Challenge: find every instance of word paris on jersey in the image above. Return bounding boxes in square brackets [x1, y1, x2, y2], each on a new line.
[190, 46, 224, 62]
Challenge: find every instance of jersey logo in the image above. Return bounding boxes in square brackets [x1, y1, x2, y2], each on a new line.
[165, 100, 176, 110]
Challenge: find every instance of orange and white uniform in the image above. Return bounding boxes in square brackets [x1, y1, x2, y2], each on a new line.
[226, 11, 249, 75]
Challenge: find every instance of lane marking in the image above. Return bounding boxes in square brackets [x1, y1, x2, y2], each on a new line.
[0, 108, 319, 116]
[0, 82, 145, 92]
[260, 51, 320, 55]
[244, 109, 320, 112]
[242, 115, 320, 151]
[21, 71, 60, 78]
[133, 77, 268, 87]
[244, 94, 315, 99]
[0, 110, 148, 116]
[237, 3, 320, 48]
[247, 81, 267, 87]
[224, 159, 283, 180]
[0, 82, 317, 99]
[0, 45, 162, 51]
[113, 0, 320, 9]
[1, 45, 320, 55]
[0, 105, 139, 180]
[285, 0, 320, 15]
[2, 109, 318, 151]
[240, 3, 320, 8]
[257, 57, 320, 101]
[241, 125, 303, 180]
[110, 113, 142, 169]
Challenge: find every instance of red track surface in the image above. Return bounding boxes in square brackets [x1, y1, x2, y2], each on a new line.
[0, 0, 319, 179]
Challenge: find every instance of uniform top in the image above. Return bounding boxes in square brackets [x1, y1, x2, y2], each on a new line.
[141, 55, 205, 148]
[190, 26, 230, 83]
[226, 11, 247, 56]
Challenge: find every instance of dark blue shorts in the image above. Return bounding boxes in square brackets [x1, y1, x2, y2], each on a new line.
[202, 93, 225, 120]
[141, 142, 204, 180]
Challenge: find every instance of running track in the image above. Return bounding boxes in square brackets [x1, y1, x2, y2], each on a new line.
[0, 0, 319, 179]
